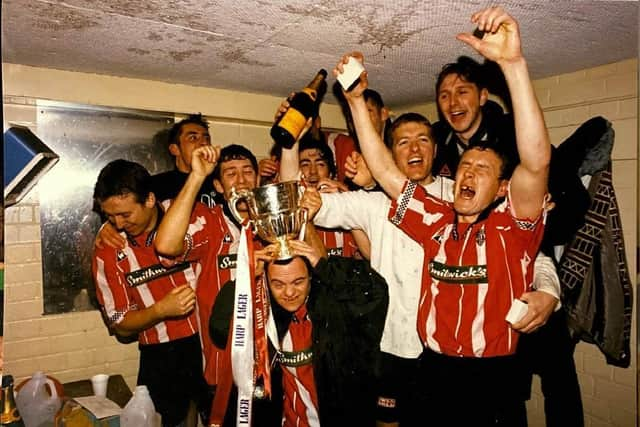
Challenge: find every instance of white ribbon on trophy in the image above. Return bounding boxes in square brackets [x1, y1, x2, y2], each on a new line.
[231, 228, 254, 426]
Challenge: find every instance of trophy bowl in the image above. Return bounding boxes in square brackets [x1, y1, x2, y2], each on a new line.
[229, 180, 306, 260]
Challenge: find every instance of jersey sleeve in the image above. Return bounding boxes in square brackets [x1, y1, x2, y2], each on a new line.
[389, 180, 451, 245]
[168, 201, 217, 262]
[315, 190, 385, 232]
[500, 184, 547, 254]
[93, 249, 135, 326]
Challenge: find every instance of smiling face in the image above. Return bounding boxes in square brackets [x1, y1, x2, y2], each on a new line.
[437, 73, 488, 144]
[100, 192, 157, 237]
[214, 158, 258, 215]
[453, 147, 508, 223]
[299, 148, 331, 187]
[267, 257, 311, 313]
[390, 121, 436, 185]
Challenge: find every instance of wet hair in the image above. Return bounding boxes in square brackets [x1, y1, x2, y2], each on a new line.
[93, 159, 152, 205]
[298, 133, 337, 179]
[462, 140, 515, 180]
[385, 112, 432, 149]
[167, 113, 210, 148]
[212, 144, 259, 180]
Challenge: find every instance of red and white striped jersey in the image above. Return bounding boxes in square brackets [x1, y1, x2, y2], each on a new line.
[93, 207, 203, 346]
[184, 203, 240, 386]
[315, 227, 358, 258]
[389, 181, 544, 358]
[280, 305, 319, 427]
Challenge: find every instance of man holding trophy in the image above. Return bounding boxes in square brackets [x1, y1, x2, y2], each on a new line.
[156, 140, 388, 426]
[154, 143, 262, 424]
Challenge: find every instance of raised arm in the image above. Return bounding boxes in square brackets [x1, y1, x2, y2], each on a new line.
[457, 7, 550, 218]
[333, 54, 406, 199]
[276, 98, 313, 183]
[154, 145, 220, 256]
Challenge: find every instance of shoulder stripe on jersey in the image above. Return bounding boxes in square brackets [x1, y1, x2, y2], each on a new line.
[390, 181, 418, 226]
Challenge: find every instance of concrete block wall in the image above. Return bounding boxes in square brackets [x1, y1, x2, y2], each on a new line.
[3, 191, 141, 387]
[2, 102, 140, 389]
[2, 60, 638, 426]
[527, 59, 638, 427]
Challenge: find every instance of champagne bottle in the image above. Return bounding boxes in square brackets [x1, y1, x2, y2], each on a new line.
[270, 69, 327, 149]
[1, 376, 25, 427]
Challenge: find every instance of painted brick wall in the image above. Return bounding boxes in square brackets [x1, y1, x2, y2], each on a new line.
[527, 59, 638, 427]
[2, 60, 638, 426]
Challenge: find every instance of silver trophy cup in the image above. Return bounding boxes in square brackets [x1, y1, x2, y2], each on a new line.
[228, 181, 307, 260]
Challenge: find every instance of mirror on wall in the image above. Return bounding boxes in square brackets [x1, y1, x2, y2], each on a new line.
[36, 102, 175, 314]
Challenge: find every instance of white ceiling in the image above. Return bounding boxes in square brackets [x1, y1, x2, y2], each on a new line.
[2, 0, 638, 107]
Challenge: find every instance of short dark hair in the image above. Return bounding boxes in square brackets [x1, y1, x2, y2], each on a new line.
[436, 56, 487, 96]
[385, 113, 432, 149]
[267, 255, 312, 278]
[463, 141, 515, 180]
[298, 134, 337, 178]
[93, 159, 152, 205]
[168, 114, 209, 147]
[363, 89, 385, 109]
[213, 144, 259, 180]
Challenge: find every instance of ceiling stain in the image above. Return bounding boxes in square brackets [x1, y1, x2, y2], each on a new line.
[169, 49, 203, 62]
[282, 0, 427, 53]
[26, 2, 100, 32]
[147, 32, 163, 41]
[3, 0, 637, 108]
[89, 0, 163, 17]
[127, 47, 151, 56]
[220, 45, 275, 68]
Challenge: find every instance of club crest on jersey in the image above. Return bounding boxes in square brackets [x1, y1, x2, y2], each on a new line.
[116, 250, 127, 262]
[429, 260, 488, 284]
[476, 228, 486, 246]
[218, 253, 237, 270]
[223, 233, 233, 243]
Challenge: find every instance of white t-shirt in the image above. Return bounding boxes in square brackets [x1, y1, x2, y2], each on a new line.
[315, 176, 454, 358]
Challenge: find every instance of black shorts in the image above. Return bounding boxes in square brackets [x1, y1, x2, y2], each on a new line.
[138, 334, 211, 427]
[375, 351, 421, 423]
[416, 348, 528, 427]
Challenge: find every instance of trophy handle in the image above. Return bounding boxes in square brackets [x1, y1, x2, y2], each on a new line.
[228, 187, 253, 225]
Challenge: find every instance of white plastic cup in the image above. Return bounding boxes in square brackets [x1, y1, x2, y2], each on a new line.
[337, 56, 365, 91]
[91, 374, 109, 397]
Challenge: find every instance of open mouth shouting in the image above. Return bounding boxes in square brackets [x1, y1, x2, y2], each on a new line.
[459, 184, 476, 199]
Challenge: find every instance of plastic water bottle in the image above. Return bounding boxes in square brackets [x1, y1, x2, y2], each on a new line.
[120, 385, 156, 427]
[14, 372, 61, 427]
